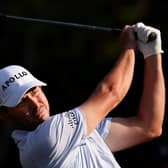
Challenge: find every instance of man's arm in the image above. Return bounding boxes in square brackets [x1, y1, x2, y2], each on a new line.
[80, 25, 136, 134]
[105, 24, 165, 152]
[105, 53, 165, 151]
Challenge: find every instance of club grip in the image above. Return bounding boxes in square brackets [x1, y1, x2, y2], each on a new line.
[134, 31, 157, 43]
[147, 32, 157, 42]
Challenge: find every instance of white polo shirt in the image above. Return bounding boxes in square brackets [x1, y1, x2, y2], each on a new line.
[12, 108, 121, 168]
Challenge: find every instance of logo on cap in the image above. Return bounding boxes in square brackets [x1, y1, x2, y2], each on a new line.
[1, 71, 28, 92]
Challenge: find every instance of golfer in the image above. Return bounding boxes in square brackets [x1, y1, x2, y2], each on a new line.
[0, 22, 165, 168]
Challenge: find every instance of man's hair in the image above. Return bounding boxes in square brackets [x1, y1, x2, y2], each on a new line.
[0, 106, 7, 113]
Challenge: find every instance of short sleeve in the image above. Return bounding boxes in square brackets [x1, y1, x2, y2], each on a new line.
[96, 117, 112, 140]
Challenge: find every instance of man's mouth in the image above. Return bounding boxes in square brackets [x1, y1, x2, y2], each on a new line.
[34, 106, 47, 119]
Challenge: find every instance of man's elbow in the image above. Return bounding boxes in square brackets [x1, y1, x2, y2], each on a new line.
[145, 127, 162, 140]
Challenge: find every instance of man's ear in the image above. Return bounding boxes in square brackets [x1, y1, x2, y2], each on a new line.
[0, 107, 15, 125]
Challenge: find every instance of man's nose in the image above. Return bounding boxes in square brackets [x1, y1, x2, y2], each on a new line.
[27, 95, 39, 107]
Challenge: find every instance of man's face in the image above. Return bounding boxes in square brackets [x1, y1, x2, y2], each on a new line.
[5, 86, 50, 130]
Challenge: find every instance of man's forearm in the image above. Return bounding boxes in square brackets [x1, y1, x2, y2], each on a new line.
[80, 26, 136, 134]
[137, 54, 165, 136]
[102, 49, 135, 103]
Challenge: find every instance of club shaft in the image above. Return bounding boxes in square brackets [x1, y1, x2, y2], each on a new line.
[1, 13, 122, 32]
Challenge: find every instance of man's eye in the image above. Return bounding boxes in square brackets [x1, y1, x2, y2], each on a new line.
[29, 87, 36, 92]
[30, 87, 39, 95]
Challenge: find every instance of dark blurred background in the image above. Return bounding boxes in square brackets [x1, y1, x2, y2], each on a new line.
[0, 0, 168, 167]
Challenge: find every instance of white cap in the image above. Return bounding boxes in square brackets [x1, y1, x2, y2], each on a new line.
[0, 65, 47, 107]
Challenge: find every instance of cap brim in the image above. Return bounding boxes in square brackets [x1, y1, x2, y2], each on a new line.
[3, 80, 47, 107]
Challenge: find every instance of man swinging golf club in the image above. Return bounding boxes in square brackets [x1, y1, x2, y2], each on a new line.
[0, 22, 165, 168]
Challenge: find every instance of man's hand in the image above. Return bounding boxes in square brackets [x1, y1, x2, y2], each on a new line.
[134, 22, 164, 59]
[120, 25, 136, 50]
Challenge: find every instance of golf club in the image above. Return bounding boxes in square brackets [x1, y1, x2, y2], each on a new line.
[0, 13, 156, 42]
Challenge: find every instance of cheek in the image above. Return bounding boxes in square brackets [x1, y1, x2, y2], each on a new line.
[40, 94, 49, 107]
[13, 108, 29, 119]
[6, 109, 28, 125]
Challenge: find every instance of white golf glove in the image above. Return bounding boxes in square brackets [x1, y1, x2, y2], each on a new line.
[134, 22, 164, 59]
